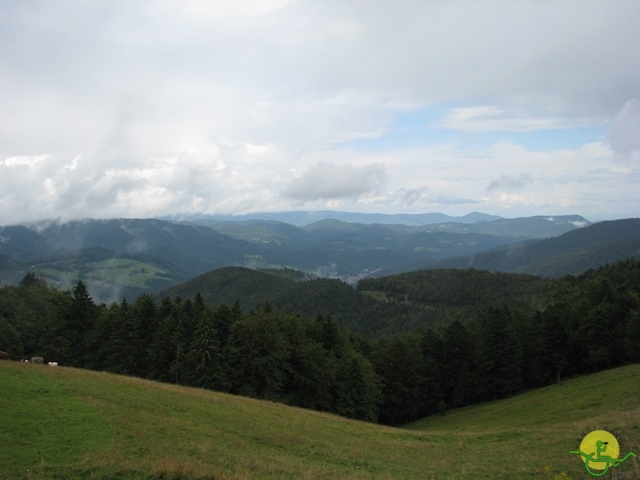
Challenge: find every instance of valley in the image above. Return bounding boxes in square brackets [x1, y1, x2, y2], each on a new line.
[1, 211, 639, 479]
[3, 211, 635, 305]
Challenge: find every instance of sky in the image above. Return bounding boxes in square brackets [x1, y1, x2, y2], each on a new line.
[1, 0, 639, 225]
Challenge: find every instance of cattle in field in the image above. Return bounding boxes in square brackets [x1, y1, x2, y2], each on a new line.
[48, 362, 58, 366]
[0, 351, 9, 360]
[30, 356, 44, 364]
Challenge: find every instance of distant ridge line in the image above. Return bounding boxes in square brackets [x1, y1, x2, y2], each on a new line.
[160, 210, 573, 227]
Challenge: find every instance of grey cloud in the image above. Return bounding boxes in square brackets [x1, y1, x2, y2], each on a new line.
[2, 1, 639, 222]
[487, 174, 533, 191]
[283, 0, 640, 116]
[386, 187, 476, 209]
[430, 194, 478, 206]
[399, 187, 431, 206]
[55, 174, 146, 212]
[284, 162, 386, 201]
[608, 99, 640, 159]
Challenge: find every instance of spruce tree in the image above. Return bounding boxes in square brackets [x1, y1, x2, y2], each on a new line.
[63, 280, 99, 367]
[480, 307, 523, 399]
[186, 308, 226, 390]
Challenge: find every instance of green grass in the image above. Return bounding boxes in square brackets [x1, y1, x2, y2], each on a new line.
[1, 362, 639, 479]
[35, 257, 176, 292]
[85, 258, 173, 288]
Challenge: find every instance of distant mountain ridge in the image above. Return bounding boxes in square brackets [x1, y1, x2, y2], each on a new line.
[416, 214, 589, 239]
[0, 218, 255, 302]
[427, 218, 640, 277]
[161, 210, 504, 226]
[1, 218, 251, 268]
[4, 211, 634, 304]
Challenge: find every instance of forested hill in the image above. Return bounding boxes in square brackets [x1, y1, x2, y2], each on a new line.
[2, 258, 639, 426]
[158, 259, 639, 338]
[158, 267, 390, 335]
[4, 215, 640, 305]
[158, 267, 302, 310]
[426, 218, 640, 276]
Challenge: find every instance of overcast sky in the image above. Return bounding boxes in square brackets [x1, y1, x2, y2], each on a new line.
[2, 0, 639, 224]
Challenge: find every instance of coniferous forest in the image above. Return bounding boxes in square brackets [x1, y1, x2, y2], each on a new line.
[1, 258, 639, 426]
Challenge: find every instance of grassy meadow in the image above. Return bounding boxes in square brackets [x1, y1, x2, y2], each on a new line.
[1, 361, 639, 479]
[37, 257, 175, 290]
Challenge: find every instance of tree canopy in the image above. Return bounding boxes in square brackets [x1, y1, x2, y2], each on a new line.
[1, 258, 639, 425]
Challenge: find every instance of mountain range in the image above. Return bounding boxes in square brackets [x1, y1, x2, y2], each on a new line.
[160, 210, 505, 226]
[1, 211, 638, 304]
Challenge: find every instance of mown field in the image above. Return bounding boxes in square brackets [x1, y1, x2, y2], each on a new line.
[1, 361, 638, 479]
[36, 258, 174, 289]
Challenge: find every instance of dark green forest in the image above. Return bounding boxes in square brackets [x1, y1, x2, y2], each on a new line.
[1, 259, 639, 425]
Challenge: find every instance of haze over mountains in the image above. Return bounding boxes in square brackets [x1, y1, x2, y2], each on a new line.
[161, 210, 506, 227]
[1, 211, 639, 304]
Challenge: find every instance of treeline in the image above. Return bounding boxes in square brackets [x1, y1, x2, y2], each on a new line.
[0, 277, 382, 421]
[160, 267, 556, 337]
[1, 259, 640, 425]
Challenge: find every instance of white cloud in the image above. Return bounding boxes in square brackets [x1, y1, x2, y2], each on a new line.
[433, 106, 602, 133]
[1, 0, 639, 223]
[244, 142, 277, 158]
[2, 155, 48, 168]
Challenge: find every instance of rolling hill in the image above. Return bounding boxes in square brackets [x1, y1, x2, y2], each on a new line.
[158, 266, 300, 309]
[426, 218, 640, 277]
[6, 213, 640, 306]
[0, 218, 257, 302]
[155, 265, 549, 337]
[183, 214, 593, 282]
[2, 360, 638, 479]
[157, 255, 640, 339]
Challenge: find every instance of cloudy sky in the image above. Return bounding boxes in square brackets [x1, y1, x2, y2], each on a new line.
[1, 0, 639, 224]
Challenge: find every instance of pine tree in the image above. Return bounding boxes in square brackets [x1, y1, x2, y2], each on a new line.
[419, 328, 444, 415]
[63, 280, 99, 367]
[225, 307, 291, 401]
[541, 304, 572, 383]
[147, 311, 179, 382]
[333, 350, 382, 422]
[624, 308, 640, 363]
[170, 298, 197, 385]
[442, 321, 476, 408]
[0, 316, 23, 359]
[372, 335, 429, 425]
[186, 308, 226, 390]
[132, 293, 159, 375]
[282, 316, 335, 412]
[480, 307, 523, 399]
[212, 303, 235, 349]
[104, 299, 144, 376]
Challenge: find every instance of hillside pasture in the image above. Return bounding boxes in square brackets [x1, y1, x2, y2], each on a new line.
[2, 362, 639, 479]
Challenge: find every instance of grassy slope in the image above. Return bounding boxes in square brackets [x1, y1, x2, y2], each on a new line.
[1, 362, 639, 480]
[36, 257, 176, 288]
